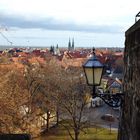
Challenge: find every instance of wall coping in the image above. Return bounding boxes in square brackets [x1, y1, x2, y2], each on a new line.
[125, 19, 140, 36]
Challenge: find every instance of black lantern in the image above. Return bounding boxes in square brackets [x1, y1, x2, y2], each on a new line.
[83, 54, 104, 86]
[83, 48, 124, 108]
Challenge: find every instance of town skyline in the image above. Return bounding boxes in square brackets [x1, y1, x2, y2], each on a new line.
[0, 0, 139, 47]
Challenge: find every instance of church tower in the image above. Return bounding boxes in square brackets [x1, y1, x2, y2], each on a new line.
[68, 38, 71, 51]
[72, 38, 74, 50]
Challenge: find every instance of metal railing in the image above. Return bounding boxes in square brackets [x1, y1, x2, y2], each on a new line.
[135, 12, 140, 22]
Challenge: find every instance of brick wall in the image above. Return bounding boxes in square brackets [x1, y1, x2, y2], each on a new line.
[118, 20, 140, 140]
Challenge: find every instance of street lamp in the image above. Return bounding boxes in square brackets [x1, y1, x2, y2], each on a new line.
[83, 48, 124, 108]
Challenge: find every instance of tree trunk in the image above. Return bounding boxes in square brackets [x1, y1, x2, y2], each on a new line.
[56, 104, 59, 126]
[74, 130, 79, 140]
[109, 124, 112, 134]
[46, 111, 50, 131]
[56, 110, 59, 126]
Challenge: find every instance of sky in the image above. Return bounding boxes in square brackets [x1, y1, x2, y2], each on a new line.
[0, 0, 140, 48]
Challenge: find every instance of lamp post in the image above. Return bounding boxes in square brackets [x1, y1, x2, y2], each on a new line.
[83, 48, 124, 108]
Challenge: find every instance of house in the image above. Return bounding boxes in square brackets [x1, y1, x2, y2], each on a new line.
[61, 51, 86, 69]
[107, 78, 122, 94]
[99, 77, 108, 92]
[91, 97, 104, 107]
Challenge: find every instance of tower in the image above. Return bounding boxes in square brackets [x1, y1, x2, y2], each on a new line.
[68, 38, 71, 51]
[72, 38, 74, 50]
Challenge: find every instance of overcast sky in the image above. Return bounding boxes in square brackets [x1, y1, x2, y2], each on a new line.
[0, 0, 140, 47]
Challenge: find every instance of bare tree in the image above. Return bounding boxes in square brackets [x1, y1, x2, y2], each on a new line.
[0, 56, 91, 140]
[57, 67, 91, 140]
[0, 63, 56, 137]
[0, 68, 30, 134]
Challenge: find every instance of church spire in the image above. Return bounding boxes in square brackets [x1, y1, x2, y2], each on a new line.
[68, 38, 71, 51]
[72, 38, 74, 50]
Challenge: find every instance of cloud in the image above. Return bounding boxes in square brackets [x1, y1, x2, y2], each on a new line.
[0, 13, 123, 34]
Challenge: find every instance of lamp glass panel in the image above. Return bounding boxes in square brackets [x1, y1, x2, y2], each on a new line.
[84, 68, 94, 85]
[94, 68, 103, 85]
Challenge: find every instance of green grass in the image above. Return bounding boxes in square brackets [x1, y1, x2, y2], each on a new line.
[34, 125, 117, 140]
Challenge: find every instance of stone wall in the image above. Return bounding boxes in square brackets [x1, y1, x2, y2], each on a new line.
[118, 20, 140, 140]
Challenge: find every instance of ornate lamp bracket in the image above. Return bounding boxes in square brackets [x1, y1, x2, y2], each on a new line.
[96, 91, 125, 108]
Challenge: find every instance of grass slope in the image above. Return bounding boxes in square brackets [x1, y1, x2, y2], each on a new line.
[35, 125, 117, 140]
